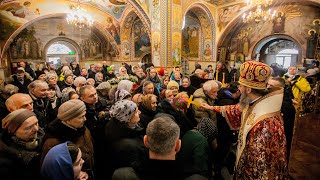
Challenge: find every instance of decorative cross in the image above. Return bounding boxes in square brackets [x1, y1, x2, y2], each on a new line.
[185, 95, 201, 108]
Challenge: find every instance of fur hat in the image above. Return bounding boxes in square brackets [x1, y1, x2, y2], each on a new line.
[239, 61, 271, 90]
[167, 81, 179, 90]
[58, 99, 86, 121]
[2, 109, 36, 134]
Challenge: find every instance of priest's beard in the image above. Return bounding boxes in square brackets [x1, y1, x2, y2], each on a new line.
[239, 92, 251, 110]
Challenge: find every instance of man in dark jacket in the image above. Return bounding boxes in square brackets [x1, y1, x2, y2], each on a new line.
[0, 109, 44, 180]
[11, 68, 32, 93]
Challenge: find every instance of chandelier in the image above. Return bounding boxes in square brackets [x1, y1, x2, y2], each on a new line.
[66, 1, 94, 29]
[242, 0, 276, 23]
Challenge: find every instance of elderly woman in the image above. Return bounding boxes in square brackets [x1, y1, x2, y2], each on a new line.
[167, 81, 179, 97]
[58, 74, 75, 91]
[138, 94, 158, 129]
[46, 72, 62, 98]
[61, 87, 79, 104]
[0, 109, 44, 179]
[96, 82, 113, 110]
[104, 100, 147, 177]
[41, 142, 88, 180]
[94, 72, 104, 87]
[179, 77, 197, 97]
[41, 99, 94, 177]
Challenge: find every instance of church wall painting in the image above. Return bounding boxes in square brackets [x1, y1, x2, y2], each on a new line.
[182, 13, 200, 58]
[133, 19, 151, 59]
[204, 39, 212, 60]
[0, 0, 121, 60]
[220, 5, 320, 62]
[121, 40, 130, 60]
[217, 3, 245, 32]
[152, 32, 160, 66]
[172, 32, 181, 66]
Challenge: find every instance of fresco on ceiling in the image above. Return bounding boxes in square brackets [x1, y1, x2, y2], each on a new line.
[151, 0, 160, 31]
[172, 32, 181, 66]
[78, 0, 126, 20]
[217, 3, 245, 32]
[220, 5, 320, 61]
[182, 13, 200, 58]
[105, 17, 120, 44]
[136, 0, 152, 16]
[205, 0, 237, 6]
[133, 19, 151, 58]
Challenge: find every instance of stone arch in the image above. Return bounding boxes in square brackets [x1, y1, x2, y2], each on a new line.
[183, 2, 216, 61]
[1, 13, 119, 60]
[43, 37, 82, 62]
[251, 34, 302, 63]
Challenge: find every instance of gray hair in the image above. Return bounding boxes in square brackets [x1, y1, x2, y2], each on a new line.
[74, 76, 86, 87]
[202, 80, 218, 92]
[146, 117, 180, 155]
[28, 80, 48, 91]
[95, 72, 103, 81]
[2, 84, 19, 96]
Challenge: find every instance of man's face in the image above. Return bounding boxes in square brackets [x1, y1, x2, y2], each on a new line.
[32, 84, 48, 99]
[267, 79, 282, 90]
[17, 72, 25, 81]
[81, 87, 98, 105]
[149, 69, 157, 78]
[95, 65, 102, 72]
[205, 86, 218, 100]
[81, 69, 88, 76]
[217, 63, 222, 70]
[288, 67, 297, 75]
[144, 84, 154, 95]
[174, 72, 181, 80]
[13, 95, 34, 111]
[15, 116, 39, 141]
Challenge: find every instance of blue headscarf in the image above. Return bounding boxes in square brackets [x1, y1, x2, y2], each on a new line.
[41, 142, 74, 180]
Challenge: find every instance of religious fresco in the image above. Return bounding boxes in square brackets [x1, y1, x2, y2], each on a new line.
[220, 5, 320, 61]
[77, 0, 127, 20]
[182, 12, 200, 58]
[8, 17, 114, 62]
[217, 3, 245, 32]
[151, 0, 160, 31]
[0, 0, 121, 57]
[205, 0, 237, 6]
[136, 0, 152, 16]
[121, 40, 130, 60]
[152, 32, 160, 66]
[133, 19, 151, 58]
[172, 32, 181, 66]
[204, 39, 212, 60]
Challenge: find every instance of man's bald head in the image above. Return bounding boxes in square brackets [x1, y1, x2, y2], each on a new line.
[5, 93, 33, 112]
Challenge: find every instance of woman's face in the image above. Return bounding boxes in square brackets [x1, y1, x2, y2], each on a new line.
[97, 74, 103, 82]
[67, 112, 86, 129]
[38, 74, 46, 81]
[150, 96, 157, 111]
[181, 78, 190, 88]
[170, 86, 179, 96]
[73, 149, 84, 179]
[163, 77, 169, 85]
[129, 108, 141, 126]
[70, 93, 79, 100]
[65, 76, 74, 84]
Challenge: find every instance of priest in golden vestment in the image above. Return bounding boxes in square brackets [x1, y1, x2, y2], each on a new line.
[202, 61, 289, 179]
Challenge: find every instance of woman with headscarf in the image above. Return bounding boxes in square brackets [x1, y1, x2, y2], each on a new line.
[138, 94, 158, 129]
[104, 100, 147, 178]
[41, 142, 88, 180]
[41, 99, 94, 178]
[179, 77, 197, 97]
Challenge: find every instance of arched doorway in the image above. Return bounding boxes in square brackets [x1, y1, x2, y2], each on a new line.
[252, 35, 302, 67]
[44, 38, 81, 68]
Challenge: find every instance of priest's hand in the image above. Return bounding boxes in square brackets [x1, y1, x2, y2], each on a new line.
[201, 103, 212, 110]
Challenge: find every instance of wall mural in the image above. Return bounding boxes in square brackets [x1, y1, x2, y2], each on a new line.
[121, 40, 130, 60]
[133, 19, 151, 58]
[182, 12, 200, 58]
[205, 0, 238, 6]
[217, 3, 245, 32]
[8, 17, 110, 62]
[0, 0, 121, 58]
[136, 0, 152, 16]
[152, 32, 160, 66]
[172, 32, 181, 66]
[78, 0, 127, 20]
[220, 5, 320, 62]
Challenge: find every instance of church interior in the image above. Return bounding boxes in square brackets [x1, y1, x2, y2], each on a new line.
[0, 0, 319, 179]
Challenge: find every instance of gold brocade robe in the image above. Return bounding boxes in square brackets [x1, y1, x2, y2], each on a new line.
[218, 89, 289, 179]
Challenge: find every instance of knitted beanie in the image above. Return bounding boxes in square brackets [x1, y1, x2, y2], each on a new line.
[58, 99, 86, 121]
[96, 82, 112, 91]
[2, 109, 36, 134]
[167, 81, 179, 90]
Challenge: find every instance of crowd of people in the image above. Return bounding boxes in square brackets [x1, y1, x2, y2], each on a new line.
[0, 59, 318, 180]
